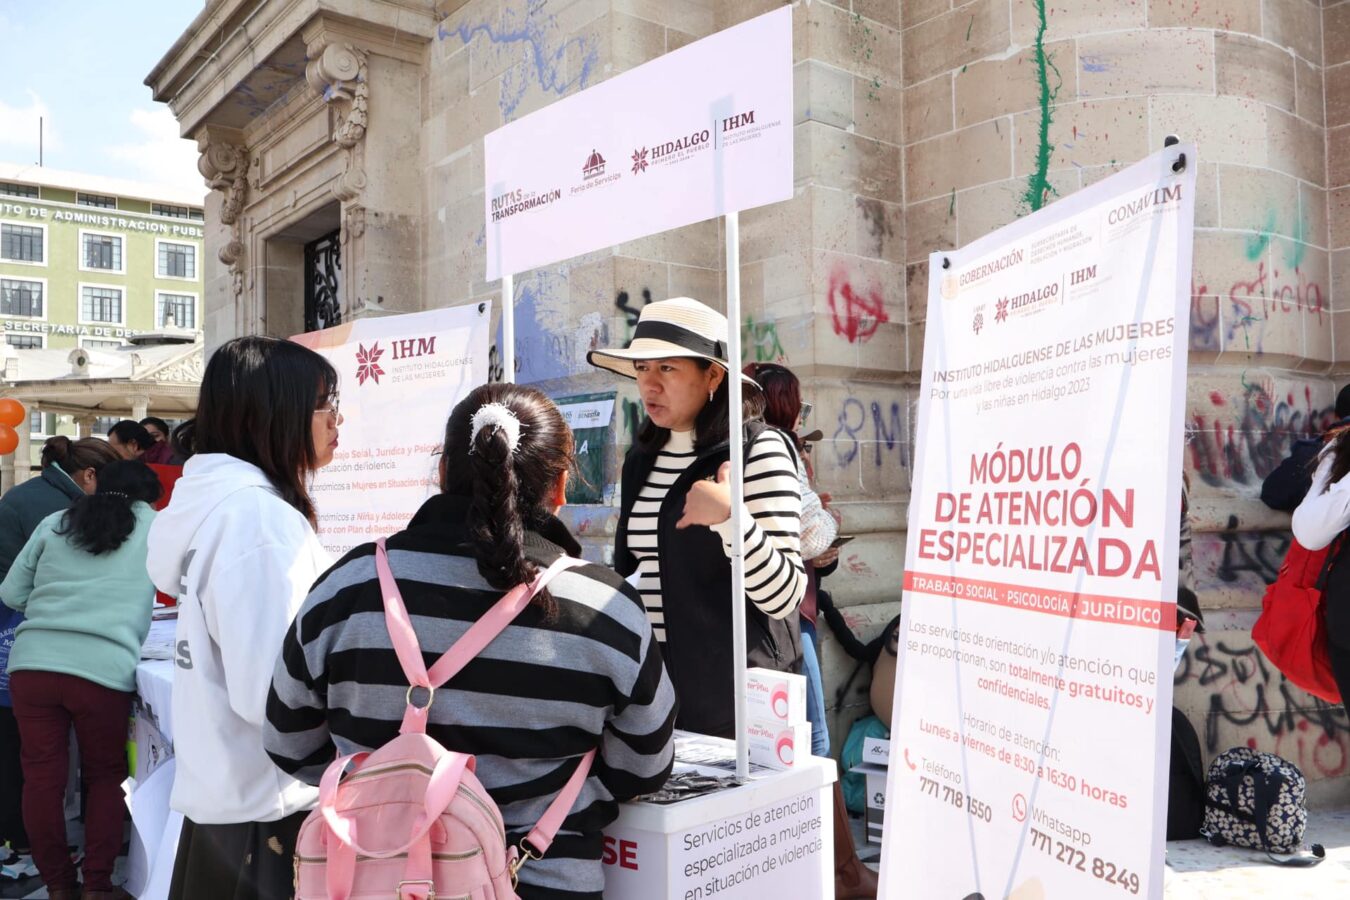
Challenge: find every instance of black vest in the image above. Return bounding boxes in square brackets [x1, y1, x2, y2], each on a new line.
[614, 423, 803, 738]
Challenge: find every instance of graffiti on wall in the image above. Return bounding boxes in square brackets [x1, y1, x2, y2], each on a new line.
[1189, 262, 1325, 354]
[828, 266, 890, 344]
[1188, 378, 1334, 488]
[831, 397, 906, 468]
[439, 5, 599, 119]
[1175, 632, 1350, 779]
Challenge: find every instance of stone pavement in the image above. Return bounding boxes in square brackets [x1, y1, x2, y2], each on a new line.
[1163, 807, 1350, 898]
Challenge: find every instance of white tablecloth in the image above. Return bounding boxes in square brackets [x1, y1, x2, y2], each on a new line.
[125, 658, 180, 900]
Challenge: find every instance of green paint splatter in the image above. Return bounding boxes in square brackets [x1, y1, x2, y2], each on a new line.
[1286, 214, 1308, 269]
[1245, 209, 1276, 261]
[949, 188, 956, 217]
[1019, 0, 1061, 214]
[966, 16, 974, 40]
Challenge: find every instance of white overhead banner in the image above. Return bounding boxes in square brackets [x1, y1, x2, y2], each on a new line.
[293, 304, 490, 555]
[482, 6, 792, 280]
[881, 146, 1196, 900]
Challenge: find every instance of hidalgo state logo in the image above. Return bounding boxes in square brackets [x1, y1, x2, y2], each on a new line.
[631, 147, 649, 174]
[355, 342, 386, 385]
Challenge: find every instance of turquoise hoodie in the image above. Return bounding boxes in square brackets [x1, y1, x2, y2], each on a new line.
[0, 503, 156, 692]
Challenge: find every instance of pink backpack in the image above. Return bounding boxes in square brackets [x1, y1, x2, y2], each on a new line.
[293, 538, 596, 900]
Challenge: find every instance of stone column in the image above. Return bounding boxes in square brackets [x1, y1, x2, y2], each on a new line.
[13, 414, 31, 486]
[302, 21, 427, 323]
[76, 416, 95, 439]
[130, 395, 150, 422]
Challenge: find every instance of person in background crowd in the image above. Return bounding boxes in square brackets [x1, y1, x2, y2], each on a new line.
[146, 337, 339, 900]
[265, 383, 676, 900]
[2, 461, 161, 900]
[587, 297, 806, 738]
[1290, 433, 1350, 721]
[105, 421, 153, 462]
[139, 417, 176, 466]
[1262, 384, 1350, 511]
[743, 361, 878, 899]
[0, 437, 118, 887]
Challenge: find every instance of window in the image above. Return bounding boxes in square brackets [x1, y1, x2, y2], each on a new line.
[81, 232, 124, 273]
[93, 416, 118, 436]
[80, 338, 123, 351]
[157, 292, 196, 329]
[28, 411, 48, 438]
[0, 182, 37, 199]
[80, 285, 123, 324]
[0, 222, 43, 263]
[6, 334, 43, 349]
[77, 192, 116, 209]
[153, 203, 203, 221]
[157, 241, 196, 279]
[0, 279, 43, 318]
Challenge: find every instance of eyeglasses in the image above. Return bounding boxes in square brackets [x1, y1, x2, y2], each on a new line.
[315, 395, 341, 422]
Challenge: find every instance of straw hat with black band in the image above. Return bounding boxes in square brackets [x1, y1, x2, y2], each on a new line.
[587, 296, 756, 384]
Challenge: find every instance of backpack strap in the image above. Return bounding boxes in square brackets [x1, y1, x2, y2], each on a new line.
[510, 749, 597, 885]
[376, 537, 582, 734]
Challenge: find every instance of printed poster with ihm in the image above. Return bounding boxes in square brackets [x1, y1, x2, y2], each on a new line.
[881, 145, 1197, 900]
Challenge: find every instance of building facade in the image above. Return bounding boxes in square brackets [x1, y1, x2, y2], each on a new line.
[148, 0, 1350, 798]
[0, 163, 206, 353]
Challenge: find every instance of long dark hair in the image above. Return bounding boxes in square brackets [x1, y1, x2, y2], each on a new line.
[441, 383, 573, 606]
[193, 337, 337, 526]
[744, 362, 803, 451]
[39, 436, 119, 477]
[634, 360, 760, 453]
[56, 460, 162, 554]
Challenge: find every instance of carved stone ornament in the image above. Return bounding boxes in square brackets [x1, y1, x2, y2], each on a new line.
[306, 43, 369, 148]
[198, 139, 250, 301]
[341, 204, 366, 245]
[151, 352, 206, 384]
[306, 41, 370, 204]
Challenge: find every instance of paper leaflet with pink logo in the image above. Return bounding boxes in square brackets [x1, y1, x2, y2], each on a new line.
[292, 304, 490, 555]
[880, 145, 1197, 899]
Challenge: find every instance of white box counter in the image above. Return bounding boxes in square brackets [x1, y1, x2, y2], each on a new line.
[603, 732, 836, 899]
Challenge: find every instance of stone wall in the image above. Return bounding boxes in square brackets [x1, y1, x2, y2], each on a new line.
[152, 0, 1350, 794]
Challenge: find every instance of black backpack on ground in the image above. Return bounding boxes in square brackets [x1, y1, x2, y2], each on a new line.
[1200, 747, 1325, 866]
[1167, 707, 1206, 840]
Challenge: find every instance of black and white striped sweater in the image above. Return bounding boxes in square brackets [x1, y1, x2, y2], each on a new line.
[263, 494, 676, 900]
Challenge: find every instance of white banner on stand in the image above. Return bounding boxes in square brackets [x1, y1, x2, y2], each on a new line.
[483, 6, 792, 280]
[293, 305, 490, 555]
[881, 146, 1196, 899]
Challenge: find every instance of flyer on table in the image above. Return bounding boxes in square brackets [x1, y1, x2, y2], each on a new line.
[881, 145, 1196, 899]
[293, 304, 490, 555]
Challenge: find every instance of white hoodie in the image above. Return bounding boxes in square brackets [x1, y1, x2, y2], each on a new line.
[147, 454, 331, 824]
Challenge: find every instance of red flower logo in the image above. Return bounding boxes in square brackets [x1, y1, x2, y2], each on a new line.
[995, 298, 1009, 323]
[355, 342, 385, 385]
[631, 147, 649, 174]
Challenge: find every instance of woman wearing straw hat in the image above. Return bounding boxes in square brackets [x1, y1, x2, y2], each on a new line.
[588, 297, 805, 739]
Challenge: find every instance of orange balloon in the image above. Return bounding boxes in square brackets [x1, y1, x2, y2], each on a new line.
[0, 398, 24, 429]
[0, 425, 18, 456]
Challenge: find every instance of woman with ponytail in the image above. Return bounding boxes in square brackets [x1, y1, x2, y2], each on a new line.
[0, 436, 117, 888]
[1, 460, 161, 900]
[265, 383, 676, 900]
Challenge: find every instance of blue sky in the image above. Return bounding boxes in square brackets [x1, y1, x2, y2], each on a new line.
[0, 0, 205, 195]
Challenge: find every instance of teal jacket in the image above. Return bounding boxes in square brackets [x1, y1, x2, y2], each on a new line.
[0, 464, 88, 705]
[1, 503, 156, 692]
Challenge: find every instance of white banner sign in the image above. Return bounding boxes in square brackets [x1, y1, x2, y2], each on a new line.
[483, 6, 792, 280]
[881, 146, 1197, 899]
[293, 305, 490, 555]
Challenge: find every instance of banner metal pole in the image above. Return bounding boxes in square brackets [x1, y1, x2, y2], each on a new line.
[502, 272, 515, 384]
[725, 211, 749, 782]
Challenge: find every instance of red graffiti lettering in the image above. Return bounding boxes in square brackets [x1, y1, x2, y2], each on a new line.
[827, 268, 889, 344]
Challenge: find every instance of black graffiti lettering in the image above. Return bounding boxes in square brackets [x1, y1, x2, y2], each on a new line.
[1215, 515, 1288, 586]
